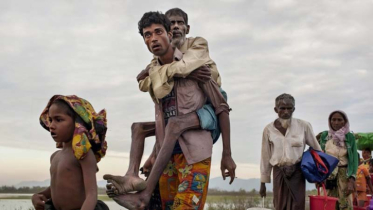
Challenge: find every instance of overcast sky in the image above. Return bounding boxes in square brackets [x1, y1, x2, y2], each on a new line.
[0, 0, 372, 186]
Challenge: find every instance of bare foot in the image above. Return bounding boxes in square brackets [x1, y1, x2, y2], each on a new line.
[112, 192, 150, 210]
[103, 174, 146, 195]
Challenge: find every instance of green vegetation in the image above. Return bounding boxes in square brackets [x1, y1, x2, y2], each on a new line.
[0, 186, 108, 195]
[206, 195, 273, 210]
[0, 186, 47, 194]
[0, 185, 316, 210]
[208, 188, 273, 196]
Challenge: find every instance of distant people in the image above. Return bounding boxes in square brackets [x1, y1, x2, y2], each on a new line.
[361, 148, 373, 194]
[31, 95, 108, 210]
[362, 148, 372, 169]
[319, 110, 358, 210]
[260, 93, 321, 210]
[356, 154, 373, 207]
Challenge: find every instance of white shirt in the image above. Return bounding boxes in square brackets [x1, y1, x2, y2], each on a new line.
[260, 118, 321, 183]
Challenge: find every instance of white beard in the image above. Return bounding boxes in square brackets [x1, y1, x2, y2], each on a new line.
[278, 118, 292, 129]
[172, 37, 185, 49]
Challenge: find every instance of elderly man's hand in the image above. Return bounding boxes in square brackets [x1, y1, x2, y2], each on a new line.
[187, 65, 211, 84]
[136, 67, 150, 82]
[221, 155, 236, 184]
[260, 183, 266, 198]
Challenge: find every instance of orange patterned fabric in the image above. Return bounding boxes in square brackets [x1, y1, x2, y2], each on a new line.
[159, 154, 211, 210]
[356, 164, 370, 192]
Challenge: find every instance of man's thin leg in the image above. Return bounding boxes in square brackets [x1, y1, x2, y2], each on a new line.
[112, 113, 200, 209]
[104, 122, 155, 195]
[127, 122, 156, 175]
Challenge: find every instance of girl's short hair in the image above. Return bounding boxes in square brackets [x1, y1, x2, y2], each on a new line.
[52, 99, 75, 119]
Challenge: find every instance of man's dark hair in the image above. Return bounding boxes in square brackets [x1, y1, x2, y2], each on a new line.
[138, 11, 171, 37]
[165, 8, 188, 25]
[363, 148, 372, 153]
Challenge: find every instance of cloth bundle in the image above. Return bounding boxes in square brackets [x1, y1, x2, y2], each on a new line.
[301, 147, 339, 183]
[356, 133, 373, 151]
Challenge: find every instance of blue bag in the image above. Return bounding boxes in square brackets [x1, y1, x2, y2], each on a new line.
[301, 147, 339, 183]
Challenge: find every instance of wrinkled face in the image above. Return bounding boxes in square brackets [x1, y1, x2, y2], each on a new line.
[48, 104, 75, 143]
[363, 150, 371, 160]
[167, 15, 189, 47]
[275, 100, 295, 119]
[330, 112, 346, 131]
[143, 23, 172, 57]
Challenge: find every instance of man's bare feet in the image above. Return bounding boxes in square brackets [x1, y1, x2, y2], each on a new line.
[112, 192, 150, 210]
[103, 174, 146, 195]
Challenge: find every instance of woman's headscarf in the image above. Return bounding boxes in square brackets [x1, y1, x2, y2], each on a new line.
[40, 95, 107, 162]
[328, 110, 350, 147]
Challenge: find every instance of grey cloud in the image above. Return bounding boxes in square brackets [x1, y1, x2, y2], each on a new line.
[1, 0, 373, 179]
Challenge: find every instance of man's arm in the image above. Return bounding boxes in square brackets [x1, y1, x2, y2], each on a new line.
[137, 65, 151, 92]
[305, 122, 322, 151]
[137, 64, 211, 93]
[219, 111, 236, 184]
[260, 128, 272, 184]
[138, 37, 221, 98]
[199, 79, 235, 183]
[260, 128, 271, 197]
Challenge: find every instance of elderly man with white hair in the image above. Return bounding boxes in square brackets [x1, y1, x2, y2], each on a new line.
[260, 93, 321, 210]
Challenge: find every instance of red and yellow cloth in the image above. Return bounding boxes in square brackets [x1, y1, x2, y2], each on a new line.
[356, 163, 370, 204]
[40, 95, 107, 162]
[356, 164, 370, 192]
[159, 154, 211, 210]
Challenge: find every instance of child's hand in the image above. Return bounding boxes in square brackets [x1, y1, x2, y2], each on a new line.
[142, 155, 155, 177]
[31, 193, 47, 210]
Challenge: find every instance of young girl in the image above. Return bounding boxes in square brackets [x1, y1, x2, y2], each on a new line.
[31, 95, 108, 210]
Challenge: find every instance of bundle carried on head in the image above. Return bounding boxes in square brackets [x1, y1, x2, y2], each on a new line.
[40, 95, 108, 162]
[355, 133, 373, 151]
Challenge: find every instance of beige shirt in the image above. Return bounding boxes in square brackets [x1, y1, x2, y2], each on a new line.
[260, 118, 321, 183]
[154, 48, 229, 164]
[325, 138, 348, 166]
[138, 37, 221, 102]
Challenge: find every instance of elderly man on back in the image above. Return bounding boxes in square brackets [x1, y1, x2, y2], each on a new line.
[260, 93, 321, 210]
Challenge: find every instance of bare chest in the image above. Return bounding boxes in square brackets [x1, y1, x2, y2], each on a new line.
[50, 151, 81, 179]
